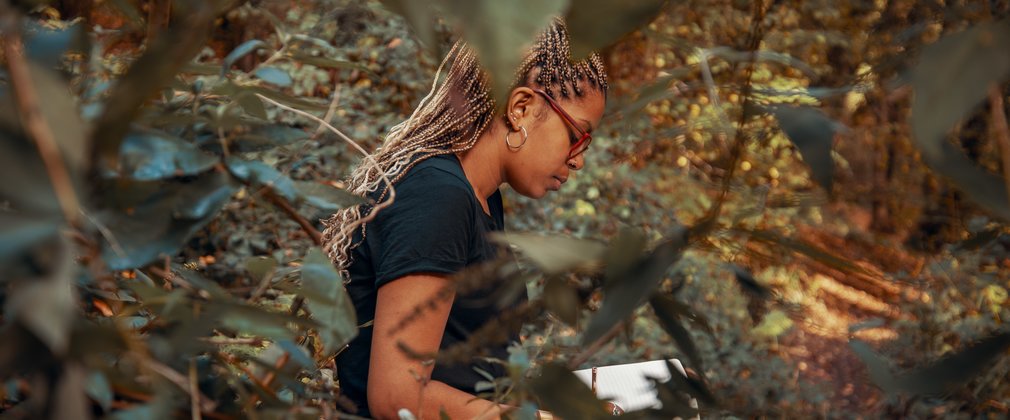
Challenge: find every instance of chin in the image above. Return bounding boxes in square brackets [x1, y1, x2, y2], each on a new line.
[513, 185, 548, 199]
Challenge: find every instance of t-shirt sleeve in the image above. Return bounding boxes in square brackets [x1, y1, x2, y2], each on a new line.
[366, 168, 476, 287]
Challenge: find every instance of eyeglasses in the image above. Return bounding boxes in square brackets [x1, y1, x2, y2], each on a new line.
[533, 88, 592, 159]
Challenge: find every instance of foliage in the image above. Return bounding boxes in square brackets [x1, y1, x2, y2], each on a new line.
[4, 0, 1010, 418]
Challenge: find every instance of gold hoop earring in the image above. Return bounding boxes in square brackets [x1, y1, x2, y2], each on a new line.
[505, 126, 528, 150]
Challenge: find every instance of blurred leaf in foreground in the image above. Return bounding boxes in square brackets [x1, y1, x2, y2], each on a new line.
[565, 0, 667, 60]
[910, 19, 1010, 221]
[530, 363, 609, 420]
[301, 248, 358, 354]
[583, 226, 688, 344]
[770, 105, 842, 193]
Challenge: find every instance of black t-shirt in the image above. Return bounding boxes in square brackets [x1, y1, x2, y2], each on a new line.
[336, 154, 520, 417]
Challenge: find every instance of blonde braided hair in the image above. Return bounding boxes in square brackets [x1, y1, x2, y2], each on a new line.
[321, 19, 608, 271]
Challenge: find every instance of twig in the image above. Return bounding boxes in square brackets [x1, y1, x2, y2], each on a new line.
[697, 48, 732, 154]
[190, 358, 203, 420]
[145, 358, 217, 413]
[220, 353, 278, 397]
[243, 352, 291, 412]
[80, 208, 128, 260]
[989, 85, 1010, 207]
[261, 188, 322, 245]
[254, 93, 397, 239]
[201, 337, 265, 346]
[1, 19, 81, 227]
[696, 0, 769, 235]
[567, 321, 626, 370]
[314, 84, 343, 139]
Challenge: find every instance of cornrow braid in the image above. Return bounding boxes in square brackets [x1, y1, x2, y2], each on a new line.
[321, 18, 608, 272]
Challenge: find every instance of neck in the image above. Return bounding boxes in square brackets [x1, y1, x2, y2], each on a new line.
[456, 123, 506, 205]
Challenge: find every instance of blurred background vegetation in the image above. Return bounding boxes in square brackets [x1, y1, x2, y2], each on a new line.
[4, 0, 1010, 418]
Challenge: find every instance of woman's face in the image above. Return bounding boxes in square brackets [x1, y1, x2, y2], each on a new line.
[505, 89, 606, 199]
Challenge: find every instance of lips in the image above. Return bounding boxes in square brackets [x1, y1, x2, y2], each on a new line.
[551, 175, 567, 190]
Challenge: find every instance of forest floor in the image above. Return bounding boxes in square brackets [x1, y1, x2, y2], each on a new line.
[772, 203, 933, 415]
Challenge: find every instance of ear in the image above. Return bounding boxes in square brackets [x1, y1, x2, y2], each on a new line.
[505, 87, 537, 130]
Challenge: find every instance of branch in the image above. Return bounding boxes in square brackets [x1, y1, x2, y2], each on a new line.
[693, 0, 770, 239]
[145, 358, 217, 413]
[1, 19, 81, 227]
[990, 85, 1010, 207]
[567, 321, 625, 370]
[261, 188, 322, 246]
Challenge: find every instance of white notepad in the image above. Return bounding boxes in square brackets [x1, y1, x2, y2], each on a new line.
[572, 359, 695, 413]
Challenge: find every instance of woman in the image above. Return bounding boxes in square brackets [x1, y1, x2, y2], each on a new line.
[322, 19, 608, 419]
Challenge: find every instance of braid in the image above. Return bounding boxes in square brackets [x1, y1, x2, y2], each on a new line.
[321, 18, 608, 271]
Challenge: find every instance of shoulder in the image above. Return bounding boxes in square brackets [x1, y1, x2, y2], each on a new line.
[376, 154, 477, 220]
[391, 155, 474, 203]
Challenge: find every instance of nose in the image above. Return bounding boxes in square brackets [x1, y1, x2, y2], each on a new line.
[566, 154, 584, 170]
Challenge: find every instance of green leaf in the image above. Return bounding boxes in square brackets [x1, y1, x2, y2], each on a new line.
[490, 232, 605, 274]
[231, 124, 309, 152]
[227, 158, 299, 202]
[924, 141, 1010, 222]
[277, 339, 315, 369]
[245, 256, 278, 285]
[91, 0, 220, 171]
[7, 239, 77, 355]
[583, 227, 688, 345]
[664, 360, 717, 407]
[442, 0, 567, 103]
[378, 0, 438, 51]
[909, 20, 1010, 222]
[112, 129, 217, 181]
[849, 340, 899, 393]
[899, 331, 1010, 394]
[219, 302, 318, 341]
[770, 106, 840, 193]
[0, 212, 60, 263]
[287, 52, 372, 74]
[751, 309, 793, 338]
[301, 248, 358, 354]
[543, 276, 580, 326]
[99, 171, 236, 270]
[85, 371, 113, 411]
[223, 40, 268, 76]
[254, 66, 293, 87]
[214, 83, 330, 112]
[235, 91, 269, 120]
[530, 364, 609, 420]
[565, 0, 667, 60]
[294, 181, 366, 211]
[911, 20, 1010, 161]
[650, 295, 703, 370]
[24, 21, 87, 69]
[602, 228, 648, 286]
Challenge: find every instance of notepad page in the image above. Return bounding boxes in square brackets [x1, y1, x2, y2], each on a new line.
[572, 359, 689, 412]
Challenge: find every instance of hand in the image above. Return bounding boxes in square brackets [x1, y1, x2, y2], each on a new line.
[603, 401, 625, 416]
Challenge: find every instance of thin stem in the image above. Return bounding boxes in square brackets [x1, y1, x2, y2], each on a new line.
[1, 21, 81, 227]
[254, 93, 398, 239]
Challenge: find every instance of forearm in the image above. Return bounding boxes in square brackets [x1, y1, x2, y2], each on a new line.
[419, 380, 504, 420]
[369, 379, 503, 420]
